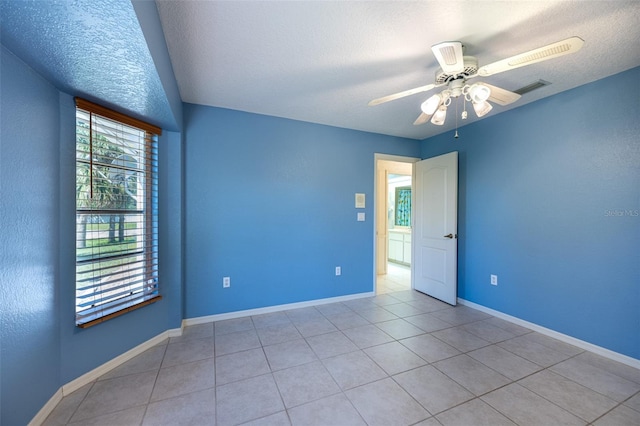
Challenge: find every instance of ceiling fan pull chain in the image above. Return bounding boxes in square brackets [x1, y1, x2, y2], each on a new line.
[462, 97, 468, 120]
[455, 105, 460, 138]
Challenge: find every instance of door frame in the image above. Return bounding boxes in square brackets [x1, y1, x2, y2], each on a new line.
[373, 153, 420, 293]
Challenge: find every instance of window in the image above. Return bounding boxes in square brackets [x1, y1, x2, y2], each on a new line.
[394, 186, 412, 227]
[75, 98, 161, 327]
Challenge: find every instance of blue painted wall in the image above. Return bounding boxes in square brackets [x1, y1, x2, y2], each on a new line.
[159, 130, 185, 328]
[0, 46, 62, 426]
[184, 105, 420, 318]
[131, 0, 183, 131]
[0, 47, 184, 424]
[421, 67, 640, 359]
[0, 0, 178, 132]
[1, 0, 637, 420]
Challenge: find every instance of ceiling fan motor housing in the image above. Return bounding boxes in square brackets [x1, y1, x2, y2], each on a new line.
[435, 56, 478, 84]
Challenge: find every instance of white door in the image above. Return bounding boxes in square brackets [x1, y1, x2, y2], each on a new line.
[413, 152, 458, 305]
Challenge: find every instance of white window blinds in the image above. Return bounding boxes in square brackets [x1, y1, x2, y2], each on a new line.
[75, 98, 161, 327]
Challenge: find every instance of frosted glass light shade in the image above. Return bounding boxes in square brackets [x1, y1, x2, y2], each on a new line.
[421, 94, 442, 115]
[431, 105, 447, 125]
[473, 100, 493, 117]
[469, 83, 491, 103]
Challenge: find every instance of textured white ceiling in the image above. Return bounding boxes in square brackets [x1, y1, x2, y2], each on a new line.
[156, 1, 640, 140]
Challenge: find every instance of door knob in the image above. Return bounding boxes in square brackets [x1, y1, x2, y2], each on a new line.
[444, 234, 454, 239]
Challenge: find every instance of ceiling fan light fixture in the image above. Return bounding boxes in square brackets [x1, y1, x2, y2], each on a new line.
[431, 104, 447, 125]
[421, 94, 442, 116]
[368, 37, 581, 127]
[472, 100, 493, 117]
[469, 83, 491, 103]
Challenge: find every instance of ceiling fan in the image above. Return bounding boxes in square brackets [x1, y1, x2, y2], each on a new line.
[368, 37, 584, 126]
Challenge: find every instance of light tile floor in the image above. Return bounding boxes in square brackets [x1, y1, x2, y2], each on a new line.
[43, 290, 640, 426]
[377, 262, 410, 294]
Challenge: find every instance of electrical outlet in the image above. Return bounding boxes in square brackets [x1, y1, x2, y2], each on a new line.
[223, 277, 231, 288]
[335, 266, 341, 276]
[490, 275, 498, 286]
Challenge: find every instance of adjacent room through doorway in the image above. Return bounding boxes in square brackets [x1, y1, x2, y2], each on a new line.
[375, 155, 417, 294]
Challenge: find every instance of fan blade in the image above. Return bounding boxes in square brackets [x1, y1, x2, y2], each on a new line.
[432, 41, 465, 74]
[478, 36, 584, 77]
[481, 83, 522, 106]
[368, 84, 435, 106]
[413, 112, 431, 126]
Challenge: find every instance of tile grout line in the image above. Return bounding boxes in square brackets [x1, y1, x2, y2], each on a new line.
[49, 289, 640, 426]
[139, 342, 169, 425]
[62, 380, 96, 425]
[223, 304, 630, 425]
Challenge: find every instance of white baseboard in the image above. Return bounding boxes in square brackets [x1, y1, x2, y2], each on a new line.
[33, 292, 637, 425]
[61, 328, 182, 395]
[30, 326, 182, 426]
[184, 291, 375, 326]
[458, 298, 640, 370]
[31, 292, 374, 425]
[28, 388, 63, 426]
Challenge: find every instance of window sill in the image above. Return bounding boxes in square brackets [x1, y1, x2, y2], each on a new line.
[76, 294, 162, 328]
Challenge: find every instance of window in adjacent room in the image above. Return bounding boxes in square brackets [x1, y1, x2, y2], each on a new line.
[75, 98, 162, 327]
[394, 186, 412, 227]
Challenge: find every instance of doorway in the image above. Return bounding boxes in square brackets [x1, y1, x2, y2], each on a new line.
[374, 154, 419, 295]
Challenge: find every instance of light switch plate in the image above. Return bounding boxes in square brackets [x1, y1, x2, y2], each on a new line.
[357, 212, 365, 221]
[355, 193, 365, 208]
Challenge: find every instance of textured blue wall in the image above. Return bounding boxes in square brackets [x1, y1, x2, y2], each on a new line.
[159, 130, 185, 328]
[421, 67, 640, 359]
[184, 105, 420, 318]
[0, 49, 184, 423]
[0, 46, 62, 426]
[0, 2, 183, 422]
[131, 0, 183, 131]
[0, 0, 179, 131]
